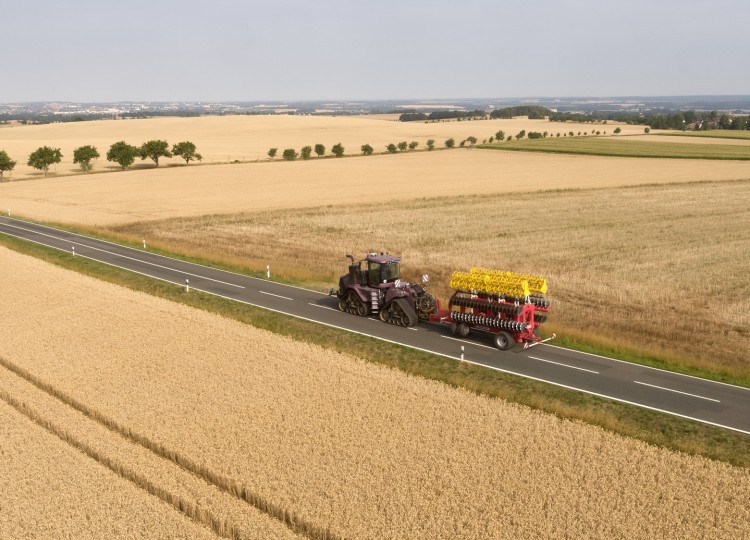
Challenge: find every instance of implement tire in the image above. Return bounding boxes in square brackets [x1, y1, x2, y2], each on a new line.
[493, 331, 515, 351]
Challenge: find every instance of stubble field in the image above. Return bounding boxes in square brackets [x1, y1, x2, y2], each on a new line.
[0, 114, 648, 180]
[2, 147, 750, 226]
[0, 246, 748, 539]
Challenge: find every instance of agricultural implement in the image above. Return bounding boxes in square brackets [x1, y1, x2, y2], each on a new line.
[332, 254, 553, 350]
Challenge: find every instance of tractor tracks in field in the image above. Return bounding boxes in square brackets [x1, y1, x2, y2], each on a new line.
[0, 356, 341, 540]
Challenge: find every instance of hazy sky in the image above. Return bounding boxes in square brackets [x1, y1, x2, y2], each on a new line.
[5, 0, 749, 102]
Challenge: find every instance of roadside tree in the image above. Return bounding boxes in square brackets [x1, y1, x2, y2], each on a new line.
[139, 140, 172, 167]
[107, 141, 138, 170]
[301, 146, 312, 160]
[614, 127, 621, 134]
[495, 130, 505, 141]
[27, 146, 62, 176]
[445, 138, 455, 148]
[268, 148, 278, 159]
[282, 148, 298, 161]
[331, 143, 345, 157]
[0, 150, 17, 179]
[397, 141, 408, 152]
[466, 136, 477, 146]
[426, 139, 435, 150]
[515, 130, 525, 140]
[73, 145, 100, 173]
[408, 141, 418, 150]
[386, 143, 397, 154]
[172, 141, 202, 165]
[361, 144, 374, 155]
[314, 143, 325, 157]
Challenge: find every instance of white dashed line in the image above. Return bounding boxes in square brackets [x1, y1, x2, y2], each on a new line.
[634, 381, 720, 403]
[528, 356, 599, 374]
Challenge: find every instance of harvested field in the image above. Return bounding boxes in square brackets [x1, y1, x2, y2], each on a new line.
[0, 400, 220, 540]
[0, 114, 645, 180]
[116, 180, 750, 380]
[657, 129, 750, 140]
[481, 136, 750, 159]
[2, 149, 749, 226]
[1, 245, 749, 539]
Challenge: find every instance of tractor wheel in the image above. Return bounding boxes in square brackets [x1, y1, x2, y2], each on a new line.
[493, 331, 514, 351]
[457, 323, 470, 337]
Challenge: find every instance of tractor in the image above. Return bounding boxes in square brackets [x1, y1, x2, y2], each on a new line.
[333, 253, 436, 327]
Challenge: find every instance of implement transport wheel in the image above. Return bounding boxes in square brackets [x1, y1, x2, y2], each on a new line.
[457, 323, 470, 337]
[450, 322, 459, 335]
[494, 331, 514, 351]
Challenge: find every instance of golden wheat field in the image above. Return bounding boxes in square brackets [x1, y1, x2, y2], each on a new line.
[116, 180, 750, 378]
[0, 114, 648, 180]
[0, 401, 222, 540]
[2, 148, 750, 226]
[1, 246, 748, 539]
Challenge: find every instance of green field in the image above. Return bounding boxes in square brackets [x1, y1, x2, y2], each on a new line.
[655, 130, 750, 140]
[479, 136, 750, 159]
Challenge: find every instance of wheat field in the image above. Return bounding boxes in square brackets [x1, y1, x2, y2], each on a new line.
[115, 180, 750, 378]
[0, 114, 648, 180]
[1, 147, 749, 226]
[1, 245, 748, 539]
[0, 400, 223, 540]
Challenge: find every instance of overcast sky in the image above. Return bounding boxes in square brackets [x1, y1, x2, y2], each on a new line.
[4, 0, 748, 102]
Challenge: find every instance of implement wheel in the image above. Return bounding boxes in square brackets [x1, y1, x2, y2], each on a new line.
[457, 323, 470, 337]
[493, 331, 514, 351]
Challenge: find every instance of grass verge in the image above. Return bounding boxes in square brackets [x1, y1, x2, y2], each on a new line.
[479, 137, 750, 159]
[1, 231, 748, 469]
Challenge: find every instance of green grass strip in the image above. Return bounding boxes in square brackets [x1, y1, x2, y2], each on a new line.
[1, 232, 748, 469]
[655, 130, 750, 141]
[479, 137, 750, 160]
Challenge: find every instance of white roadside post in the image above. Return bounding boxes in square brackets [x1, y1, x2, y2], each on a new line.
[266, 265, 270, 279]
[7, 210, 9, 217]
[185, 278, 189, 293]
[143, 239, 146, 249]
[72, 246, 75, 256]
[460, 346, 465, 361]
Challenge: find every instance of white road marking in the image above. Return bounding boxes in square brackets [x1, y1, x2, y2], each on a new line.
[0, 221, 244, 289]
[0, 216, 328, 294]
[407, 327, 418, 331]
[259, 291, 293, 301]
[440, 335, 496, 350]
[528, 356, 599, 374]
[2, 223, 747, 436]
[634, 381, 720, 403]
[308, 303, 339, 312]
[545, 343, 750, 392]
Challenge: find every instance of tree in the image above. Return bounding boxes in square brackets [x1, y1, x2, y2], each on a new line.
[72, 145, 100, 173]
[27, 146, 62, 176]
[506, 135, 512, 142]
[331, 143, 345, 157]
[397, 141, 408, 152]
[314, 144, 325, 157]
[408, 141, 418, 150]
[488, 137, 494, 143]
[172, 141, 202, 165]
[495, 130, 505, 141]
[386, 143, 397, 154]
[644, 127, 650, 134]
[139, 140, 172, 167]
[426, 139, 435, 151]
[282, 148, 298, 161]
[268, 148, 278, 159]
[300, 146, 312, 160]
[515, 130, 525, 140]
[445, 138, 455, 148]
[0, 150, 17, 179]
[107, 141, 138, 170]
[361, 144, 374, 155]
[466, 136, 478, 146]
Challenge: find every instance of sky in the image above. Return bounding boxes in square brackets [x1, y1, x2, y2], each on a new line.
[4, 0, 749, 102]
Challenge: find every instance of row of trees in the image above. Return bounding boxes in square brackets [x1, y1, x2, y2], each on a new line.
[0, 140, 202, 178]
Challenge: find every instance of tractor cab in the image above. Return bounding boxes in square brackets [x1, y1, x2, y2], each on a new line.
[366, 253, 400, 286]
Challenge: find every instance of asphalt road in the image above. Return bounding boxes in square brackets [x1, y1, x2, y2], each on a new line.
[1, 216, 748, 435]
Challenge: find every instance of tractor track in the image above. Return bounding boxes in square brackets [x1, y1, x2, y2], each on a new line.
[0, 355, 340, 540]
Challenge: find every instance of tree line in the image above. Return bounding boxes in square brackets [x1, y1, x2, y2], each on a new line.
[550, 110, 750, 131]
[0, 140, 202, 178]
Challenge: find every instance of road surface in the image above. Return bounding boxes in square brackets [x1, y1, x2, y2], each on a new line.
[1, 216, 748, 435]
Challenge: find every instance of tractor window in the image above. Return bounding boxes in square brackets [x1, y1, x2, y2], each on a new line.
[368, 262, 380, 284]
[382, 262, 400, 281]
